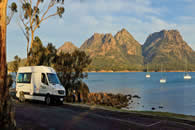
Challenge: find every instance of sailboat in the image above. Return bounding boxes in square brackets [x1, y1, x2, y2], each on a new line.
[160, 64, 166, 83]
[184, 72, 191, 80]
[145, 64, 151, 78]
[184, 58, 192, 80]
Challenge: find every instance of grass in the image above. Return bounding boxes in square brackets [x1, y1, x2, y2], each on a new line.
[64, 102, 195, 122]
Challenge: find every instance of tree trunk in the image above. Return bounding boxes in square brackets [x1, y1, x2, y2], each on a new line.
[0, 1, 16, 129]
[26, 31, 34, 65]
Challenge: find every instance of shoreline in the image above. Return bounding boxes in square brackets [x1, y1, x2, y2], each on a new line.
[64, 102, 195, 120]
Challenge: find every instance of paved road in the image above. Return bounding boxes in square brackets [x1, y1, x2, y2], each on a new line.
[15, 102, 195, 130]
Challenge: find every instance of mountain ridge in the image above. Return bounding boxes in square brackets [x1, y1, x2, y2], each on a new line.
[58, 29, 195, 71]
[79, 28, 143, 71]
[143, 30, 195, 64]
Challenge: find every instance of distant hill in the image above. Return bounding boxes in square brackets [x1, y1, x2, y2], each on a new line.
[142, 30, 195, 71]
[57, 42, 78, 54]
[80, 28, 143, 71]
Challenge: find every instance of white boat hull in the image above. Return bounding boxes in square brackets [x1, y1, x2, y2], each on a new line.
[146, 74, 151, 78]
[160, 79, 166, 83]
[184, 75, 192, 80]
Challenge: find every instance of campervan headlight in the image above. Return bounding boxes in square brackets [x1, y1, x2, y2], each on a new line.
[55, 90, 65, 95]
[55, 90, 59, 95]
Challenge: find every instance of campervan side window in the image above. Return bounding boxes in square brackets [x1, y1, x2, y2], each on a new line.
[17, 73, 32, 83]
[41, 73, 48, 85]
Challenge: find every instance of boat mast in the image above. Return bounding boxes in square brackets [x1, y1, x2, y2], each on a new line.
[185, 57, 188, 73]
[147, 64, 148, 73]
[161, 64, 164, 78]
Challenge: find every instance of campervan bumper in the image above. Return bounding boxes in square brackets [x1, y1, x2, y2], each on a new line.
[51, 95, 65, 102]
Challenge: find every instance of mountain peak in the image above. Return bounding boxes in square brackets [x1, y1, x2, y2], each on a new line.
[63, 42, 75, 47]
[144, 29, 185, 48]
[57, 42, 78, 54]
[80, 29, 143, 70]
[116, 28, 131, 35]
[114, 28, 134, 40]
[160, 29, 179, 33]
[93, 33, 104, 39]
[150, 29, 183, 43]
[143, 29, 194, 64]
[120, 28, 129, 33]
[114, 28, 142, 56]
[80, 33, 105, 50]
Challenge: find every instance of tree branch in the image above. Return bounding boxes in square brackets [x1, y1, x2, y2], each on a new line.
[17, 19, 29, 41]
[6, 11, 14, 25]
[33, 12, 58, 31]
[33, 1, 56, 32]
[32, 0, 41, 23]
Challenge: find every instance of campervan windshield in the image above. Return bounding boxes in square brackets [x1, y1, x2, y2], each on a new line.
[47, 73, 61, 85]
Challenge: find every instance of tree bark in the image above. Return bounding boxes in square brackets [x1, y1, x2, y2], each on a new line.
[0, 1, 16, 129]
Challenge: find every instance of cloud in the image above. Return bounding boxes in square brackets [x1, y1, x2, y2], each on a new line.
[63, 0, 163, 18]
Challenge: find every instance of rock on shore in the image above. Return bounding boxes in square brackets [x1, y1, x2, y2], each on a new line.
[87, 93, 131, 109]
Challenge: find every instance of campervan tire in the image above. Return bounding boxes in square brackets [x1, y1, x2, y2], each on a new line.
[45, 95, 51, 105]
[19, 91, 25, 103]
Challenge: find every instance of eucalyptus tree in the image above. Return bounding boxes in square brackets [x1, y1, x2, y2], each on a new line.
[18, 0, 65, 59]
[0, 1, 17, 129]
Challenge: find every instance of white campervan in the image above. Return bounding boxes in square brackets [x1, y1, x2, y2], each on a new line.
[16, 66, 65, 105]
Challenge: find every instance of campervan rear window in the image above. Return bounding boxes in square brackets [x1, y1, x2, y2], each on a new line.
[17, 73, 32, 83]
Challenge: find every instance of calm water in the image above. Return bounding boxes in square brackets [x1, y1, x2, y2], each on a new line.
[84, 72, 195, 116]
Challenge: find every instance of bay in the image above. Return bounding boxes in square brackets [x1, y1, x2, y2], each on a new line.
[84, 72, 195, 116]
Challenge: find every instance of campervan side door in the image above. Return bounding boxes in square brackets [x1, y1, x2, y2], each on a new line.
[39, 73, 50, 95]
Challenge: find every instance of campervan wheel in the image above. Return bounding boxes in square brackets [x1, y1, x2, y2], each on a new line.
[45, 95, 51, 105]
[19, 91, 25, 102]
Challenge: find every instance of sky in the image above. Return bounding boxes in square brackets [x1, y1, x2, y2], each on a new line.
[7, 0, 195, 61]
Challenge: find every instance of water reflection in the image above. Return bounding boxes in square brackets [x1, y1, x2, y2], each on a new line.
[85, 72, 195, 115]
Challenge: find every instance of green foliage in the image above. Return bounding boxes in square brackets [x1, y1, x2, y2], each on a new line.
[27, 36, 46, 65]
[57, 7, 65, 18]
[10, 2, 17, 12]
[54, 50, 91, 96]
[26, 37, 58, 66]
[8, 55, 21, 72]
[44, 43, 57, 66]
